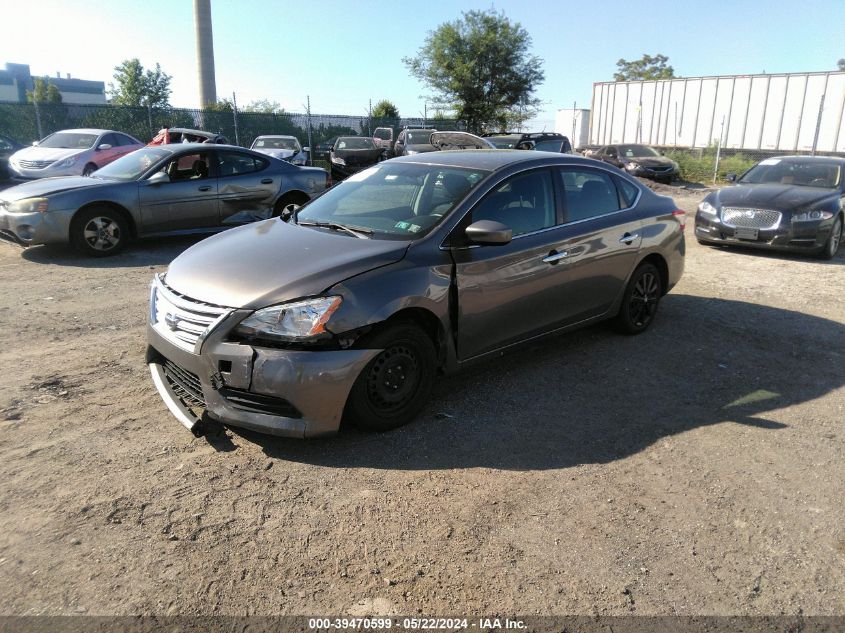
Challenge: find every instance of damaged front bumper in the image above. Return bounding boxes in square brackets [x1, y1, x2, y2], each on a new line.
[146, 316, 379, 439]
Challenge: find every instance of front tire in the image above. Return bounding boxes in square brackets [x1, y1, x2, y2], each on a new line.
[82, 163, 98, 177]
[71, 207, 128, 257]
[346, 322, 436, 432]
[273, 192, 310, 220]
[614, 263, 662, 334]
[818, 215, 842, 260]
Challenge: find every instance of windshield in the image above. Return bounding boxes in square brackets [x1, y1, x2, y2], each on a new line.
[253, 137, 300, 150]
[38, 132, 98, 150]
[739, 158, 842, 188]
[406, 131, 433, 145]
[336, 137, 375, 150]
[486, 136, 520, 149]
[92, 147, 170, 181]
[618, 144, 660, 158]
[297, 163, 489, 239]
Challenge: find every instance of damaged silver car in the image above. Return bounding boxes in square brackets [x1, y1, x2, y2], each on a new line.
[147, 151, 685, 438]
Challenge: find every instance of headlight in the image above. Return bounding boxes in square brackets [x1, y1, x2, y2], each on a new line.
[54, 155, 79, 168]
[792, 210, 833, 223]
[697, 201, 717, 215]
[330, 155, 346, 165]
[625, 161, 640, 170]
[6, 197, 49, 214]
[234, 296, 342, 343]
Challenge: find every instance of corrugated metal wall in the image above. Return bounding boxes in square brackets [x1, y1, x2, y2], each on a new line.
[590, 72, 845, 153]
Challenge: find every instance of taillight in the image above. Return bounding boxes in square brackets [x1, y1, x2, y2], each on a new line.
[672, 209, 686, 230]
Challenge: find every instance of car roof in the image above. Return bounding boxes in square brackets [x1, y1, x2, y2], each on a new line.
[393, 149, 586, 170]
[53, 128, 111, 135]
[151, 143, 254, 153]
[764, 155, 845, 164]
[255, 135, 297, 139]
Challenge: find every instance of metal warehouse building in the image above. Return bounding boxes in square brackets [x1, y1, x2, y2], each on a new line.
[589, 71, 845, 153]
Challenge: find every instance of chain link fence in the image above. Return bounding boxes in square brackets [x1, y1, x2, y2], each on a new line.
[0, 101, 464, 155]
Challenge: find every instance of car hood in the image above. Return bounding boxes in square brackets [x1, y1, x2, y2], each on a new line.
[253, 148, 297, 160]
[164, 219, 410, 309]
[715, 183, 838, 210]
[626, 156, 675, 168]
[333, 147, 383, 159]
[405, 144, 437, 153]
[0, 176, 107, 201]
[11, 146, 86, 162]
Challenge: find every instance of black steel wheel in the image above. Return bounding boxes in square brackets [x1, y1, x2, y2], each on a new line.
[346, 322, 436, 431]
[614, 262, 662, 334]
[71, 206, 129, 257]
[819, 215, 842, 260]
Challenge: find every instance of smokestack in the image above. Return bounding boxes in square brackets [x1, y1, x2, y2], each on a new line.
[194, 0, 217, 108]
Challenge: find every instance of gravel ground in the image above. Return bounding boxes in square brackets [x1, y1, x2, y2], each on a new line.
[0, 184, 843, 617]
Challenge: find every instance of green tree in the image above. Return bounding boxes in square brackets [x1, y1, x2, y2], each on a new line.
[26, 77, 62, 104]
[403, 9, 544, 134]
[838, 58, 845, 71]
[108, 59, 172, 107]
[243, 99, 285, 114]
[613, 54, 676, 81]
[371, 100, 399, 119]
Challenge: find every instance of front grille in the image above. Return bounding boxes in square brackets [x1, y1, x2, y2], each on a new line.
[18, 159, 55, 169]
[151, 276, 231, 352]
[163, 359, 206, 409]
[721, 207, 782, 229]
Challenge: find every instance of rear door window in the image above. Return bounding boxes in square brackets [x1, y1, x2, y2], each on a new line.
[559, 168, 622, 223]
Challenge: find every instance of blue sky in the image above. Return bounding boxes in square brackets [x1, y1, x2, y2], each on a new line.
[2, 0, 844, 129]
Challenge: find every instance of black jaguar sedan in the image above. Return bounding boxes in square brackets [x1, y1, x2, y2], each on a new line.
[695, 156, 844, 259]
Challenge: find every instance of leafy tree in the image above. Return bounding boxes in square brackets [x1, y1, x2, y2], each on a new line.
[371, 100, 399, 119]
[109, 59, 172, 107]
[613, 54, 676, 81]
[838, 58, 845, 71]
[26, 77, 62, 104]
[403, 9, 544, 134]
[243, 99, 285, 114]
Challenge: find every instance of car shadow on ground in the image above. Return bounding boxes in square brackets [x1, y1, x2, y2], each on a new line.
[223, 295, 844, 471]
[698, 241, 845, 266]
[17, 235, 208, 268]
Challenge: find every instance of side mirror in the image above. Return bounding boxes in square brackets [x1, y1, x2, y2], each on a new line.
[32, 141, 39, 146]
[726, 173, 737, 183]
[147, 171, 170, 185]
[465, 220, 512, 245]
[303, 146, 310, 153]
[97, 143, 113, 151]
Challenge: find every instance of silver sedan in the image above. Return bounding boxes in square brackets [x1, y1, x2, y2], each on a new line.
[0, 144, 329, 256]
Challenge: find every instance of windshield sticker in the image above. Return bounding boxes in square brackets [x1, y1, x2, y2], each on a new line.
[760, 158, 781, 166]
[394, 221, 422, 233]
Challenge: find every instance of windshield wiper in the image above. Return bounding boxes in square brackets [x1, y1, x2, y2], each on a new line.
[297, 220, 373, 239]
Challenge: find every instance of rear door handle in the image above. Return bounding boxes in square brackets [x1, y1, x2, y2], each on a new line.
[198, 185, 212, 192]
[619, 232, 640, 244]
[542, 250, 569, 264]
[260, 178, 273, 184]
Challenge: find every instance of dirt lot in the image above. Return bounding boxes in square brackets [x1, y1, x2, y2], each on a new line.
[0, 184, 843, 617]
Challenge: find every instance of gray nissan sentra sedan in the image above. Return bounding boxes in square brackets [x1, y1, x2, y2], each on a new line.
[146, 150, 685, 438]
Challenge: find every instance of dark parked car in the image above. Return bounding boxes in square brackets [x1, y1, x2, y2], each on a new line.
[0, 144, 329, 256]
[313, 136, 339, 160]
[593, 144, 679, 184]
[392, 128, 439, 157]
[146, 150, 685, 438]
[485, 132, 572, 154]
[148, 128, 229, 145]
[695, 155, 844, 259]
[329, 136, 386, 180]
[0, 133, 24, 182]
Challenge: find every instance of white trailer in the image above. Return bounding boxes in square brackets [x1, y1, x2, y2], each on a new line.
[554, 108, 591, 149]
[589, 71, 845, 153]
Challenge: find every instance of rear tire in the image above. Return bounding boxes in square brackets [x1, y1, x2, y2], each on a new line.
[82, 163, 98, 177]
[346, 322, 436, 432]
[71, 206, 128, 257]
[614, 263, 662, 335]
[818, 216, 842, 260]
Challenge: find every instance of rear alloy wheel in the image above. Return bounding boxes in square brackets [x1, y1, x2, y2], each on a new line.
[71, 207, 128, 257]
[614, 263, 662, 334]
[346, 323, 436, 432]
[274, 192, 310, 220]
[819, 216, 842, 260]
[82, 163, 98, 177]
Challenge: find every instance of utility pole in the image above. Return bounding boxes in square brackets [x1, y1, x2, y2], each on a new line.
[232, 91, 239, 146]
[306, 95, 313, 165]
[367, 99, 372, 136]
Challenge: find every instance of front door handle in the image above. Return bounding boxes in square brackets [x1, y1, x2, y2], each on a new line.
[619, 232, 640, 244]
[198, 185, 212, 192]
[542, 250, 569, 264]
[260, 178, 273, 184]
